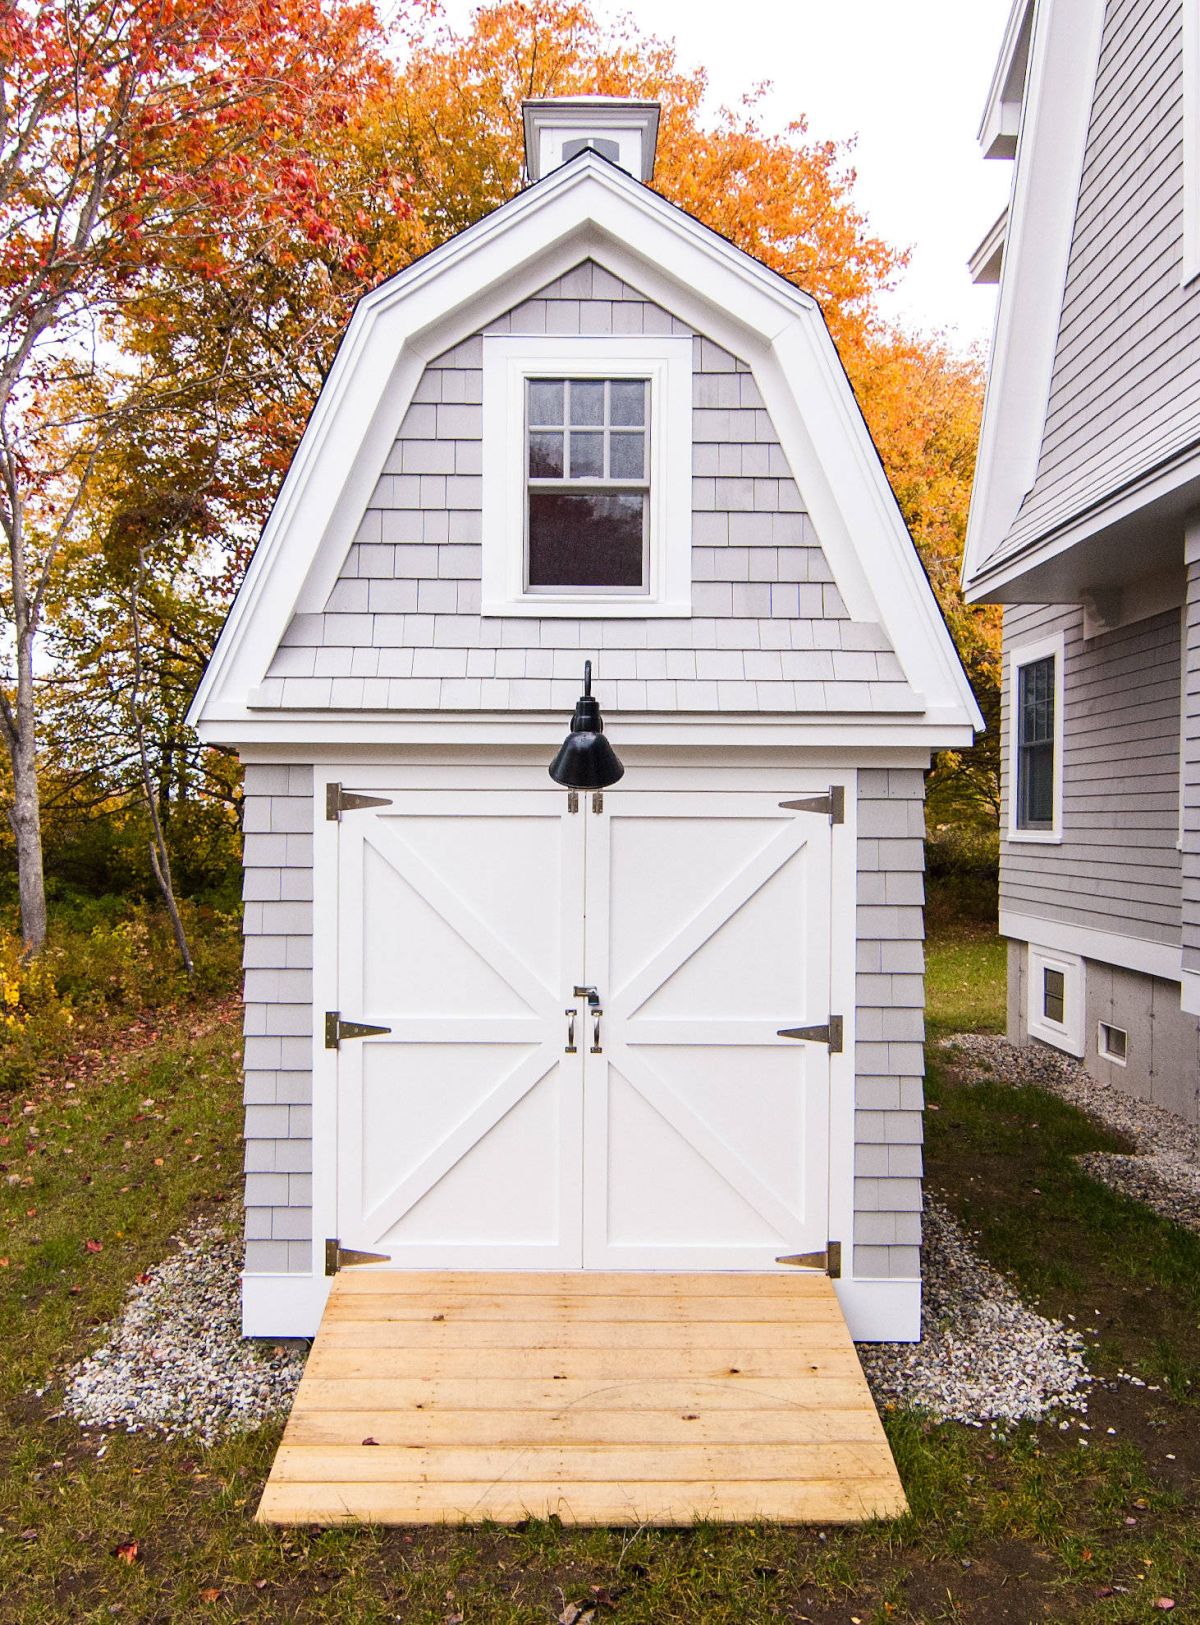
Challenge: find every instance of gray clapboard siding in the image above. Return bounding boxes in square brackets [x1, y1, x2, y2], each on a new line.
[1182, 560, 1200, 971]
[854, 768, 926, 1277]
[1000, 0, 1200, 557]
[1001, 603, 1183, 943]
[241, 764, 314, 1273]
[261, 260, 914, 716]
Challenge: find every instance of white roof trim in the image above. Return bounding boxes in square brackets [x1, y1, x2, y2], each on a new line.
[962, 0, 1106, 602]
[968, 207, 1007, 285]
[978, 0, 1035, 159]
[189, 151, 979, 736]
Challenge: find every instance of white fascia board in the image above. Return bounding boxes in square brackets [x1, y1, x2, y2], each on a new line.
[193, 708, 974, 752]
[1000, 909, 1182, 984]
[190, 150, 978, 734]
[977, 0, 1034, 157]
[962, 0, 1106, 597]
[968, 208, 1008, 285]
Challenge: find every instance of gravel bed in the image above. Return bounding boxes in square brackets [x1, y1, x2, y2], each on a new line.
[939, 1031, 1200, 1234]
[59, 1214, 305, 1446]
[859, 1198, 1091, 1426]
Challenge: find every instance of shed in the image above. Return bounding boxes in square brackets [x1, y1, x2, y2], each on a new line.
[188, 96, 980, 1350]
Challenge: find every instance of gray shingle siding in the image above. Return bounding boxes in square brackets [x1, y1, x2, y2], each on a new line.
[1183, 560, 1200, 971]
[1001, 602, 1183, 943]
[261, 261, 913, 715]
[1001, 0, 1200, 556]
[241, 764, 314, 1273]
[854, 767, 926, 1278]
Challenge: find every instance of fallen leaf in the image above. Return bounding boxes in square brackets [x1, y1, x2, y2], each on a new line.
[135, 1273, 152, 1286]
[84, 1240, 103, 1254]
[1153, 1603, 1175, 1613]
[361, 1437, 380, 1447]
[112, 1540, 139, 1565]
[199, 1587, 222, 1603]
[18, 1528, 37, 1543]
[558, 1606, 593, 1625]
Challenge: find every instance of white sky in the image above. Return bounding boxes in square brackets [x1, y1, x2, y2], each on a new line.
[431, 0, 1015, 351]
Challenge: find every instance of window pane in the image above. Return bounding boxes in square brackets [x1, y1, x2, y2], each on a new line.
[528, 492, 645, 587]
[569, 431, 604, 478]
[528, 432, 564, 478]
[1043, 967, 1065, 1025]
[1017, 655, 1056, 828]
[611, 380, 646, 425]
[609, 431, 645, 480]
[569, 380, 605, 426]
[528, 380, 564, 426]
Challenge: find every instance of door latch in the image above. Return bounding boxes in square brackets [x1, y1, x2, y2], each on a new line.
[573, 985, 600, 1007]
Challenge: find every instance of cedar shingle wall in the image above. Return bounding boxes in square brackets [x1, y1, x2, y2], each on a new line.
[853, 767, 926, 1277]
[260, 261, 911, 715]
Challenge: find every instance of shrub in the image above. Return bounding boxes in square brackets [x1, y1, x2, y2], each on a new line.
[925, 821, 999, 930]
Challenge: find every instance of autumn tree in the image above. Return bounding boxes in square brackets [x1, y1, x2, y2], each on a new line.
[0, 0, 411, 951]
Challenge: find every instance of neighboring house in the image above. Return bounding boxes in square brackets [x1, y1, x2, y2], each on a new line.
[964, 0, 1200, 1123]
[189, 96, 979, 1344]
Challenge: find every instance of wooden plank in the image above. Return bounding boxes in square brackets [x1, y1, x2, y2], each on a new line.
[256, 1478, 907, 1526]
[315, 1317, 853, 1349]
[280, 1408, 890, 1448]
[319, 1293, 847, 1324]
[331, 1271, 834, 1297]
[288, 1376, 877, 1411]
[267, 1442, 897, 1484]
[305, 1345, 862, 1379]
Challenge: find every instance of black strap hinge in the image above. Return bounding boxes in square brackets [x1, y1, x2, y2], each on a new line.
[325, 1011, 392, 1049]
[777, 1015, 843, 1053]
[326, 782, 392, 821]
[776, 1241, 842, 1278]
[779, 785, 845, 824]
[325, 1238, 390, 1275]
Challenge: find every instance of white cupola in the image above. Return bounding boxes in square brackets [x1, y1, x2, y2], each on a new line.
[522, 96, 660, 184]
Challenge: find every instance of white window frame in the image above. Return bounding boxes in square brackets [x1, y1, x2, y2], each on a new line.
[1027, 943, 1084, 1056]
[1184, 0, 1200, 285]
[1007, 631, 1065, 843]
[481, 334, 693, 618]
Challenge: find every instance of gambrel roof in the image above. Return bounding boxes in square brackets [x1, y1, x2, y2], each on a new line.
[189, 150, 980, 747]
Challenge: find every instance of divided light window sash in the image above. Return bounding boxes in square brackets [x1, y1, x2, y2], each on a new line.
[1016, 653, 1056, 831]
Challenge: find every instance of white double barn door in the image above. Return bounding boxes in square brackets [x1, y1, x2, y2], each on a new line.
[333, 784, 833, 1271]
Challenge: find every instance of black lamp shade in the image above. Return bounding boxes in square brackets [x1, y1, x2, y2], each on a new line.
[548, 661, 625, 791]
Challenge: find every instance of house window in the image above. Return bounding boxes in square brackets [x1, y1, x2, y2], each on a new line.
[1042, 966, 1065, 1024]
[1098, 1022, 1128, 1065]
[1017, 655, 1055, 829]
[1008, 632, 1064, 841]
[525, 378, 649, 592]
[481, 333, 692, 618]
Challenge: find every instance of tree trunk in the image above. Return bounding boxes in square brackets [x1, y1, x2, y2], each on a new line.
[1, 486, 48, 954]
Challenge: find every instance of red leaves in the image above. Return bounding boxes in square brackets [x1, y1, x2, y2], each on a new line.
[84, 1239, 103, 1253]
[112, 1539, 139, 1564]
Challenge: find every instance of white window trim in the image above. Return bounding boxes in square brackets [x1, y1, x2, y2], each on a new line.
[1184, 0, 1200, 285]
[1006, 631, 1065, 844]
[1027, 943, 1085, 1056]
[481, 334, 693, 618]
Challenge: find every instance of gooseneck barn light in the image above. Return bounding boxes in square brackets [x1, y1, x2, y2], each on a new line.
[548, 660, 625, 791]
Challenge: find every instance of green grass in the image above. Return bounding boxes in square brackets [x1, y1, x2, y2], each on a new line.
[924, 925, 1007, 1037]
[1, 945, 1197, 1622]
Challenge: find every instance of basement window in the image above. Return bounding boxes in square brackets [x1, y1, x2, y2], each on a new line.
[1098, 1022, 1128, 1065]
[1027, 944, 1084, 1056]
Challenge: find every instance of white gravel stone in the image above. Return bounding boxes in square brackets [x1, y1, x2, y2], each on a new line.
[859, 1198, 1091, 1426]
[939, 1032, 1200, 1234]
[60, 1213, 305, 1446]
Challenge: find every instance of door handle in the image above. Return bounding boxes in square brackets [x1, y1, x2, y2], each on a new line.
[565, 1008, 578, 1054]
[591, 1009, 603, 1054]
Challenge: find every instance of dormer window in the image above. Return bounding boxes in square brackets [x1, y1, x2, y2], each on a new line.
[481, 332, 692, 618]
[526, 377, 649, 592]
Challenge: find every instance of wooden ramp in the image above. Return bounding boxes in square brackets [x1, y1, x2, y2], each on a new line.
[257, 1272, 907, 1526]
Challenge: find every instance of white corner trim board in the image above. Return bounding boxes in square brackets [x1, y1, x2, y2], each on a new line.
[1182, 968, 1200, 1016]
[241, 1271, 921, 1343]
[480, 333, 693, 617]
[187, 150, 980, 742]
[999, 909, 1184, 985]
[963, 0, 1107, 599]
